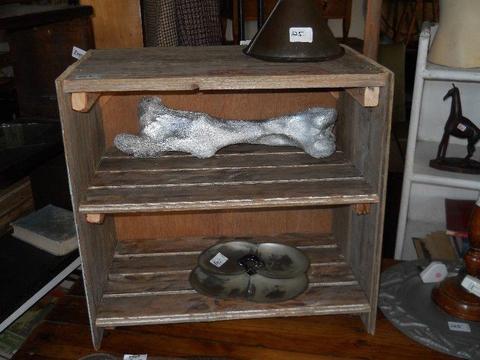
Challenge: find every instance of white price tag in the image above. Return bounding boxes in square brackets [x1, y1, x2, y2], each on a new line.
[210, 252, 228, 268]
[289, 27, 313, 43]
[461, 275, 480, 298]
[124, 355, 147, 360]
[72, 46, 86, 60]
[448, 321, 471, 333]
[457, 123, 467, 132]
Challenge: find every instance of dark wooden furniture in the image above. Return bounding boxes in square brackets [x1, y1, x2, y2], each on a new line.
[14, 261, 455, 359]
[0, 4, 94, 118]
[432, 200, 480, 321]
[0, 177, 33, 238]
[56, 45, 392, 349]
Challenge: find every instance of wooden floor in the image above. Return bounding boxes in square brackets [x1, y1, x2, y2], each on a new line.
[14, 277, 454, 360]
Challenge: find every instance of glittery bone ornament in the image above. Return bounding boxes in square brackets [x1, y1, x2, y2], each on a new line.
[114, 97, 336, 159]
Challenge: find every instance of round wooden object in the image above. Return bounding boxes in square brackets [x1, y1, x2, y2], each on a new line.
[432, 277, 480, 321]
[432, 201, 480, 321]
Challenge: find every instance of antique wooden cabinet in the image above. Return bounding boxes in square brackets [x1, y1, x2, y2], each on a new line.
[56, 45, 392, 349]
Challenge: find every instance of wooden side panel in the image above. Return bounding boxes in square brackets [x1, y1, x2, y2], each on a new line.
[342, 74, 393, 333]
[115, 207, 332, 241]
[56, 64, 117, 350]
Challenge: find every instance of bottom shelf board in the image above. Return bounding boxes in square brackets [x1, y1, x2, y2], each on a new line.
[96, 233, 370, 327]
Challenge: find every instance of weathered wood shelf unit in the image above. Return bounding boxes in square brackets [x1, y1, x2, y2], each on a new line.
[56, 45, 392, 349]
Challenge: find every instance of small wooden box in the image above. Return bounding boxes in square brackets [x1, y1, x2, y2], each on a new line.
[56, 45, 392, 349]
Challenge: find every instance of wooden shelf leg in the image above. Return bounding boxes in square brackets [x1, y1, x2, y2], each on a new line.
[86, 213, 106, 224]
[346, 87, 380, 107]
[72, 92, 100, 112]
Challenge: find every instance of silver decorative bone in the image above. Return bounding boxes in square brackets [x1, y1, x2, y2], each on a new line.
[114, 97, 336, 159]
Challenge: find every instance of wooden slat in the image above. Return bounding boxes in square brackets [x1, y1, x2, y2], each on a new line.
[116, 233, 336, 255]
[97, 233, 368, 327]
[111, 233, 339, 277]
[103, 144, 303, 158]
[81, 179, 378, 213]
[109, 247, 344, 277]
[99, 148, 347, 171]
[63, 46, 388, 93]
[80, 147, 378, 214]
[96, 284, 369, 327]
[90, 165, 360, 188]
[104, 263, 357, 297]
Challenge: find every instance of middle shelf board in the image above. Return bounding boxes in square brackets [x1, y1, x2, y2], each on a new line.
[96, 233, 370, 327]
[79, 145, 379, 214]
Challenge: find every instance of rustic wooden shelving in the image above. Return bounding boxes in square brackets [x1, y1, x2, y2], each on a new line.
[56, 45, 393, 349]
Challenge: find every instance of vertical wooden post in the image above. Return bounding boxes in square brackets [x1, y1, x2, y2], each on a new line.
[80, 0, 144, 48]
[238, 0, 246, 41]
[363, 0, 382, 60]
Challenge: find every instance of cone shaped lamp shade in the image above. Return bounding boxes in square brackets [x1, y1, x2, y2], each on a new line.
[244, 0, 344, 62]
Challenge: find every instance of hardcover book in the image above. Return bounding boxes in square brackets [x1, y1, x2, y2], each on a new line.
[445, 198, 475, 237]
[11, 205, 77, 256]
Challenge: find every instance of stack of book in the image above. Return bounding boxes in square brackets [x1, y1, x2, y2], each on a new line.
[412, 199, 473, 261]
[445, 199, 473, 258]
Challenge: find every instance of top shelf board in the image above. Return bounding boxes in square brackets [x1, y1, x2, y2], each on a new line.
[62, 46, 389, 93]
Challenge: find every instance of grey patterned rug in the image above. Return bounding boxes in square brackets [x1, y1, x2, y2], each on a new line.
[379, 261, 480, 359]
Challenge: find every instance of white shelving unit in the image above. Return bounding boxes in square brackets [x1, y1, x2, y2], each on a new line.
[395, 23, 480, 259]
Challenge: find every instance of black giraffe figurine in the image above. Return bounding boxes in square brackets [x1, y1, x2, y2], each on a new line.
[430, 84, 480, 174]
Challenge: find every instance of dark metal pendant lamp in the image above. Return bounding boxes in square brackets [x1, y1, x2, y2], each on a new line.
[243, 0, 344, 62]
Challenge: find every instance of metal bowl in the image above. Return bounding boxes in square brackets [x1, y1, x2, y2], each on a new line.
[189, 266, 250, 299]
[190, 267, 309, 303]
[197, 241, 257, 275]
[249, 273, 309, 303]
[257, 243, 310, 279]
[191, 240, 310, 303]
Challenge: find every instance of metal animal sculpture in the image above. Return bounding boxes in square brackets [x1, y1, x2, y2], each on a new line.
[436, 84, 480, 162]
[114, 97, 336, 159]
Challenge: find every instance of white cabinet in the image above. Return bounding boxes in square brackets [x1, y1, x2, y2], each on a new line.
[395, 23, 480, 259]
